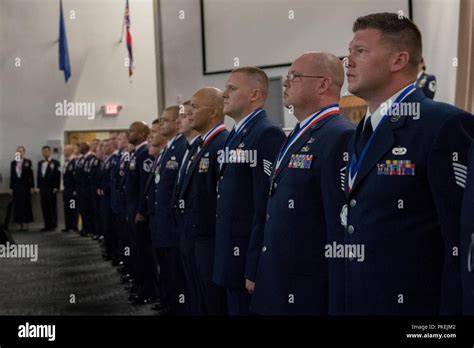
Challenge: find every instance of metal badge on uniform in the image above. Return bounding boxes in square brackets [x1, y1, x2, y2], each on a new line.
[288, 154, 313, 169]
[307, 137, 315, 144]
[429, 80, 437, 93]
[301, 146, 310, 152]
[166, 159, 179, 170]
[155, 174, 160, 184]
[129, 159, 136, 171]
[204, 152, 209, 158]
[377, 160, 415, 176]
[199, 158, 210, 173]
[340, 204, 348, 228]
[392, 147, 407, 156]
[238, 143, 245, 148]
[242, 128, 248, 134]
[143, 159, 153, 172]
[390, 115, 401, 122]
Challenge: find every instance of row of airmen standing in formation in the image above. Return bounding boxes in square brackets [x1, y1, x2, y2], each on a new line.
[8, 13, 474, 315]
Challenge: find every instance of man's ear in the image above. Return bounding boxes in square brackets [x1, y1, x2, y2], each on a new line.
[249, 88, 261, 103]
[391, 51, 410, 73]
[318, 77, 332, 94]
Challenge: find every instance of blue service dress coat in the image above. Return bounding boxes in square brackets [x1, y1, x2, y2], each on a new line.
[460, 140, 474, 314]
[178, 128, 229, 314]
[250, 112, 355, 315]
[213, 110, 286, 289]
[342, 87, 474, 315]
[151, 135, 187, 248]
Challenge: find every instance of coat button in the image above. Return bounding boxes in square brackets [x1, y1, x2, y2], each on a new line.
[216, 213, 219, 220]
[220, 176, 223, 180]
[350, 199, 357, 208]
[273, 183, 277, 190]
[347, 225, 354, 234]
[262, 246, 267, 252]
[266, 214, 270, 221]
[217, 194, 220, 199]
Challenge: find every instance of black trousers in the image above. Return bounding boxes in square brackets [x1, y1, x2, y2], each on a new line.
[63, 190, 77, 231]
[226, 287, 251, 316]
[155, 246, 188, 315]
[40, 188, 57, 229]
[135, 220, 159, 299]
[194, 238, 227, 315]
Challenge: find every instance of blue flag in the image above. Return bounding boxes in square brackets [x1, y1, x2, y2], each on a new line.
[59, 0, 71, 82]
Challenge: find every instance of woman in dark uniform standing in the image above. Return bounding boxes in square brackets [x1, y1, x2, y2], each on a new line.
[9, 146, 34, 231]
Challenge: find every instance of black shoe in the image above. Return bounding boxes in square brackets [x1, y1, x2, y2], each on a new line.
[153, 306, 171, 316]
[61, 228, 68, 232]
[125, 284, 137, 292]
[150, 300, 163, 311]
[40, 228, 49, 232]
[132, 296, 157, 305]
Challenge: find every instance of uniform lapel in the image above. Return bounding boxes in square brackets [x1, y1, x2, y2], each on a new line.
[274, 115, 334, 181]
[219, 111, 266, 175]
[348, 89, 425, 195]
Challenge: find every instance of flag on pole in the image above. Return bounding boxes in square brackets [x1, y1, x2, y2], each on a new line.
[124, 0, 134, 78]
[59, 0, 71, 82]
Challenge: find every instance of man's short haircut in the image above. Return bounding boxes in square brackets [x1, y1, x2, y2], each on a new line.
[353, 12, 422, 72]
[42, 145, 51, 151]
[232, 66, 269, 100]
[152, 118, 160, 125]
[164, 105, 180, 120]
[17, 146, 25, 152]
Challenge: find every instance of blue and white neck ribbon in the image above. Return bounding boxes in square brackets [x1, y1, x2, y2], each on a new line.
[348, 83, 416, 191]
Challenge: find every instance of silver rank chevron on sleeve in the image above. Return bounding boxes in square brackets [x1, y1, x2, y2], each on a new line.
[453, 161, 468, 189]
[263, 159, 272, 177]
[340, 166, 346, 192]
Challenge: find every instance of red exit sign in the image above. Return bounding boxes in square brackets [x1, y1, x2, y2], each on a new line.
[104, 104, 122, 115]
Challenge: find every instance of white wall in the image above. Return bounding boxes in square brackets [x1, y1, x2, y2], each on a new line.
[160, 0, 296, 130]
[161, 0, 460, 128]
[0, 1, 5, 188]
[0, 0, 159, 192]
[412, 0, 460, 104]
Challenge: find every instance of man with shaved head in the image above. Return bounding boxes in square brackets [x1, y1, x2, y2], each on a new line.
[174, 88, 229, 315]
[151, 106, 188, 315]
[213, 67, 286, 315]
[62, 144, 78, 232]
[121, 121, 155, 304]
[250, 52, 355, 315]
